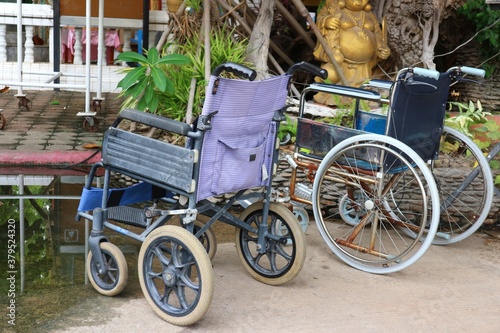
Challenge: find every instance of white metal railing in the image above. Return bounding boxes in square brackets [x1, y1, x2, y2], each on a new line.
[0, 2, 170, 65]
[0, 2, 170, 93]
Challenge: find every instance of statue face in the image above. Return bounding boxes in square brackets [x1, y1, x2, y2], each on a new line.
[344, 0, 370, 11]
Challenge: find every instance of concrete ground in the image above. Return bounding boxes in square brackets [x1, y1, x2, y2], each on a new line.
[39, 221, 500, 333]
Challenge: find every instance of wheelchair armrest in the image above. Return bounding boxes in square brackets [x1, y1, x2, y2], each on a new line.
[362, 79, 393, 90]
[308, 83, 381, 101]
[115, 109, 193, 136]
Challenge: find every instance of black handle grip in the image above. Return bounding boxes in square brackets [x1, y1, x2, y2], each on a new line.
[287, 61, 328, 79]
[301, 62, 328, 79]
[212, 62, 257, 81]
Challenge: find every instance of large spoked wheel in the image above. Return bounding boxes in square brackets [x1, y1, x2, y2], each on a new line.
[138, 225, 214, 326]
[429, 127, 494, 244]
[86, 242, 128, 296]
[235, 202, 306, 285]
[312, 134, 440, 274]
[193, 220, 217, 260]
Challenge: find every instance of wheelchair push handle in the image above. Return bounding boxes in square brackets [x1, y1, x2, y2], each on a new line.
[212, 62, 257, 81]
[413, 67, 440, 80]
[287, 61, 328, 79]
[457, 66, 486, 78]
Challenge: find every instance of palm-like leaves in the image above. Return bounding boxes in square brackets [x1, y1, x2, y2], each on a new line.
[117, 48, 190, 113]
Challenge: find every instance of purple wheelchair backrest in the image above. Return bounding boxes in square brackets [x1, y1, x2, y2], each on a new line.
[196, 74, 291, 201]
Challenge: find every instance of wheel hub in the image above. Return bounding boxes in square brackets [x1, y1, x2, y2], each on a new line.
[364, 200, 374, 211]
[162, 267, 177, 287]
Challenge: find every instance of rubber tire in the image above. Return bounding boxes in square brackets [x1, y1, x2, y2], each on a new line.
[138, 225, 214, 326]
[430, 127, 494, 244]
[86, 242, 128, 296]
[312, 133, 440, 274]
[235, 202, 306, 285]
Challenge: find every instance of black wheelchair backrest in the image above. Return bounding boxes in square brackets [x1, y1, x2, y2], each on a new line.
[386, 72, 451, 162]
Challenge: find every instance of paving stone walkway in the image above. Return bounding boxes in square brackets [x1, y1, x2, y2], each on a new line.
[0, 89, 122, 170]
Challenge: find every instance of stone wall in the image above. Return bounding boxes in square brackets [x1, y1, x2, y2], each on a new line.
[454, 42, 500, 112]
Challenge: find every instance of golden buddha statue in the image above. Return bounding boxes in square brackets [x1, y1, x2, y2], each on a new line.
[313, 0, 390, 105]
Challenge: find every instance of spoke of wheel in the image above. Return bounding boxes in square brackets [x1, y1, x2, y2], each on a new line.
[265, 249, 279, 273]
[440, 189, 476, 230]
[147, 270, 162, 279]
[105, 271, 117, 283]
[153, 244, 171, 267]
[175, 285, 190, 311]
[275, 242, 293, 261]
[180, 263, 200, 290]
[162, 287, 174, 307]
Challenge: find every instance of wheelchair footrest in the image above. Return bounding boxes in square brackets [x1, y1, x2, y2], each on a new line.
[107, 206, 148, 228]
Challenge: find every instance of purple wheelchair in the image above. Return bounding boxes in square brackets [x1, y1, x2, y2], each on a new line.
[76, 62, 327, 325]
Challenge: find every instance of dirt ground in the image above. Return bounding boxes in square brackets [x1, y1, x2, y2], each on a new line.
[212, 221, 237, 243]
[12, 221, 500, 333]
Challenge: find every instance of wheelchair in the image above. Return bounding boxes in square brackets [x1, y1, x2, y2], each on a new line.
[361, 66, 494, 245]
[284, 65, 493, 274]
[76, 62, 326, 326]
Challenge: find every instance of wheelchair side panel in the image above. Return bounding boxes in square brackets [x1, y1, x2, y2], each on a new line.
[296, 118, 382, 163]
[102, 127, 197, 193]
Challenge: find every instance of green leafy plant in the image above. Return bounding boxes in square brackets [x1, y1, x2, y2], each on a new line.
[0, 185, 52, 291]
[116, 47, 191, 113]
[445, 100, 490, 136]
[491, 158, 500, 186]
[117, 23, 250, 122]
[155, 25, 250, 121]
[458, 0, 500, 76]
[278, 115, 297, 144]
[184, 0, 202, 13]
[317, 109, 353, 127]
[445, 100, 500, 187]
[315, 94, 360, 127]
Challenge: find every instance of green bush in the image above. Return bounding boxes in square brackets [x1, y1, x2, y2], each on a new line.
[116, 24, 250, 122]
[458, 0, 500, 75]
[116, 48, 190, 114]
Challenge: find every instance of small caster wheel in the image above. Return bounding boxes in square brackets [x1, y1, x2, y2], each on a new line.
[193, 220, 217, 260]
[86, 242, 128, 296]
[16, 95, 32, 111]
[0, 112, 6, 130]
[83, 117, 100, 132]
[293, 205, 310, 233]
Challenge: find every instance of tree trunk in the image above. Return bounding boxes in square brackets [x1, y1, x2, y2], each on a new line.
[371, 0, 455, 71]
[245, 0, 275, 79]
[420, 5, 443, 70]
